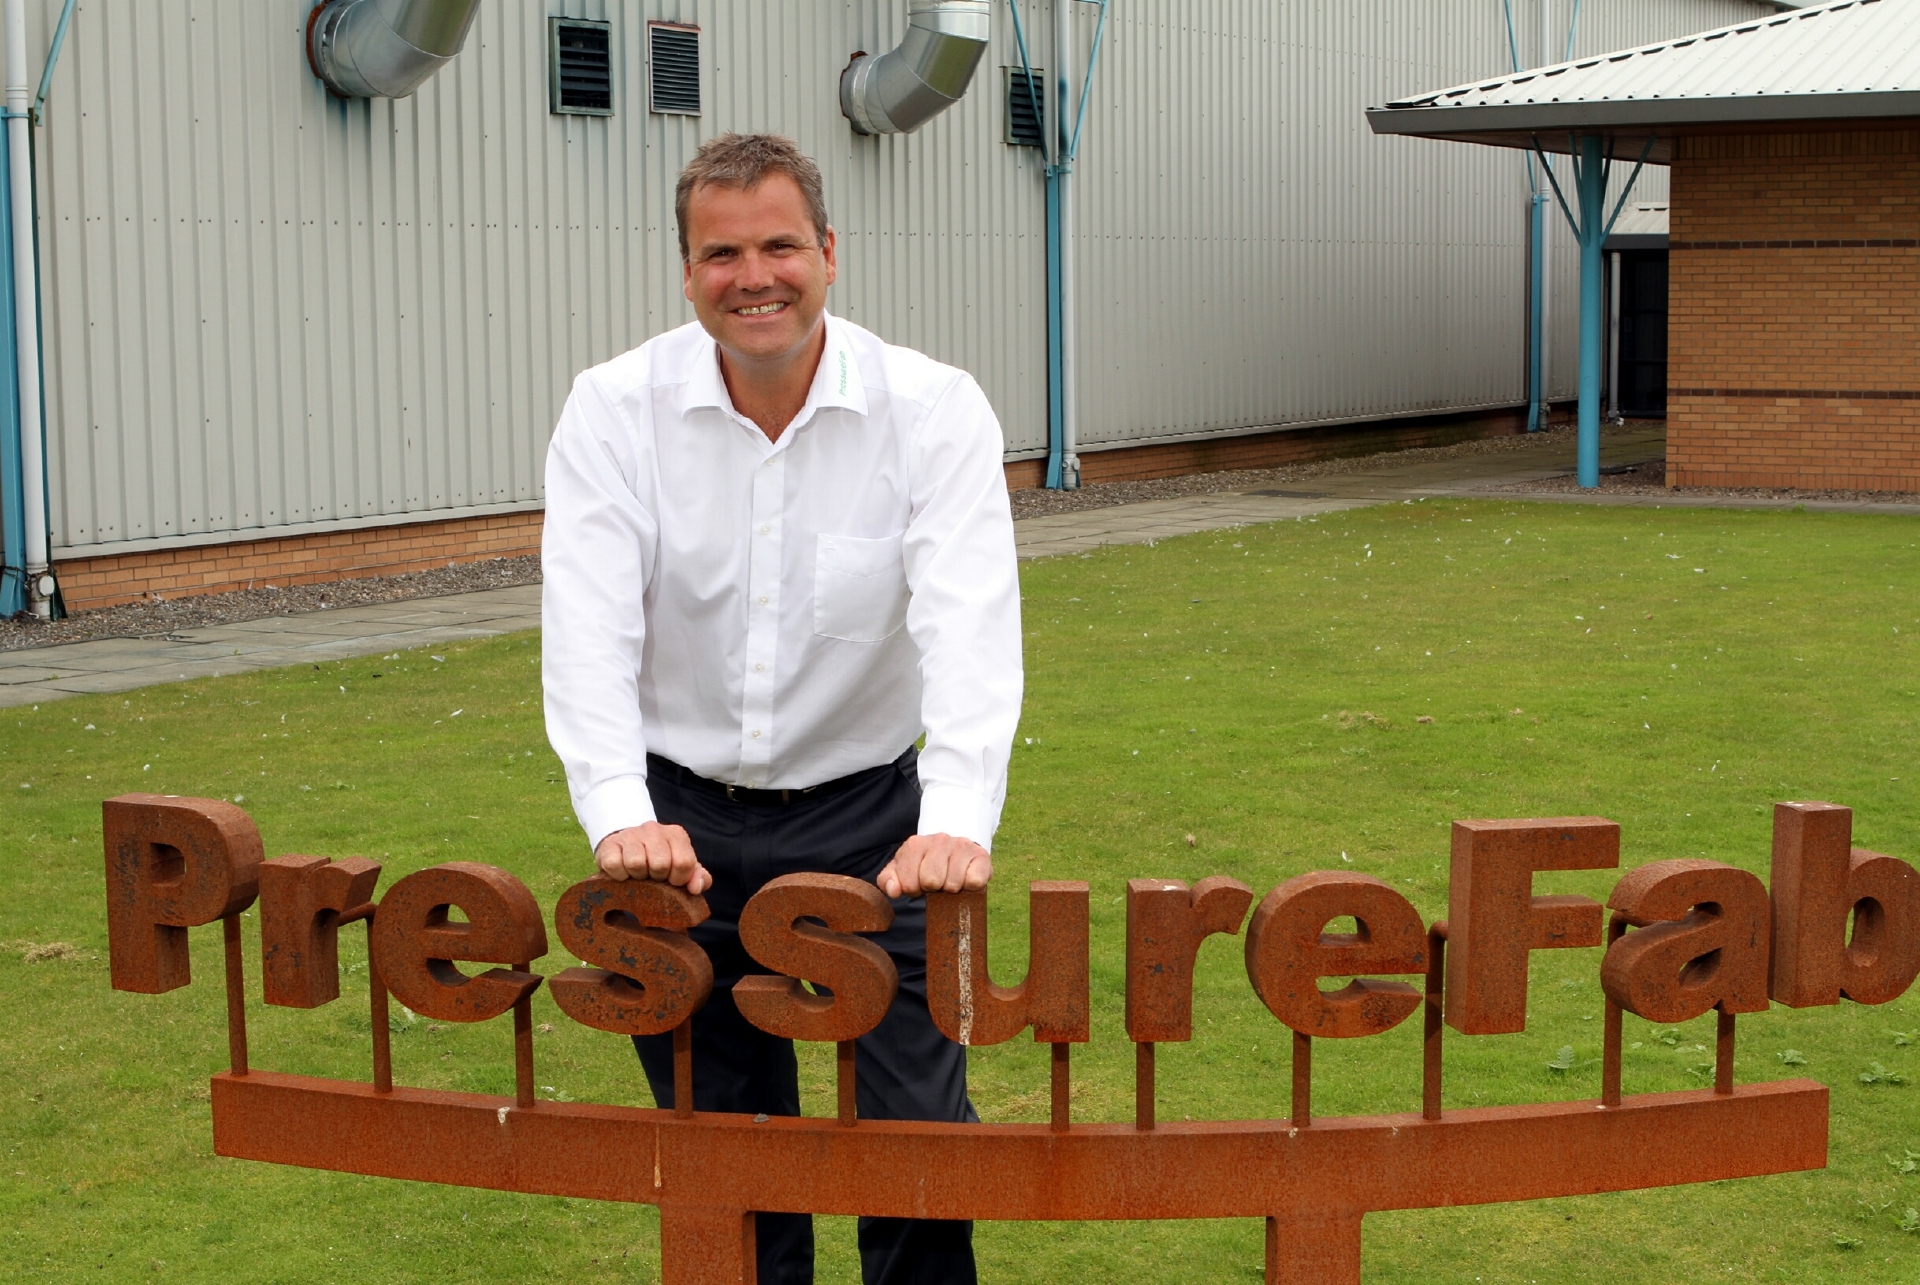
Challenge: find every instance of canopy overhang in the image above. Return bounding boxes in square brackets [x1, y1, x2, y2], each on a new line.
[1359, 0, 1920, 488]
[1365, 96, 1920, 162]
[1366, 0, 1920, 159]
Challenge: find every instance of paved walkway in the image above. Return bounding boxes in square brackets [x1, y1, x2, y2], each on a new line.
[5, 425, 1914, 707]
[0, 586, 542, 708]
[1010, 424, 1672, 558]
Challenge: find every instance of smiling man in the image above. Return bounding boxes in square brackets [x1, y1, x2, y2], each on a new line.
[540, 134, 1020, 1285]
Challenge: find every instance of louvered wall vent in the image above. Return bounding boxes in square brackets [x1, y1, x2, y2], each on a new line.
[649, 24, 701, 115]
[550, 18, 613, 116]
[1005, 67, 1044, 148]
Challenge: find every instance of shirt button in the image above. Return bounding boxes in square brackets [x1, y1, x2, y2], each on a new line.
[754, 663, 765, 672]
[759, 595, 770, 605]
[759, 524, 772, 535]
[751, 729, 762, 738]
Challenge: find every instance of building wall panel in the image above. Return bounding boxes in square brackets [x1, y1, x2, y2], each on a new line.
[28, 0, 1764, 559]
[1068, 0, 1767, 451]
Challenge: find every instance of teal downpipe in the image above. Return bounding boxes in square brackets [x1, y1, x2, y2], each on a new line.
[1574, 135, 1605, 489]
[1527, 191, 1544, 433]
[0, 113, 23, 617]
[1044, 166, 1064, 489]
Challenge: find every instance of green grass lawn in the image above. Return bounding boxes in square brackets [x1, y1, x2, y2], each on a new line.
[3, 496, 1918, 1283]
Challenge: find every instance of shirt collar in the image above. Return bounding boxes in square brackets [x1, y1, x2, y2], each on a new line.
[810, 316, 870, 418]
[680, 314, 869, 428]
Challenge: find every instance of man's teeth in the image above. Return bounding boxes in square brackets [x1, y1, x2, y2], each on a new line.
[737, 302, 786, 315]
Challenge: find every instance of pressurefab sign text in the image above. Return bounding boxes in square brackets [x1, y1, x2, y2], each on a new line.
[104, 795, 1909, 1285]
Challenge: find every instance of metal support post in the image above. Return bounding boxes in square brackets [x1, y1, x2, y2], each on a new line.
[1608, 249, 1622, 422]
[1574, 134, 1606, 488]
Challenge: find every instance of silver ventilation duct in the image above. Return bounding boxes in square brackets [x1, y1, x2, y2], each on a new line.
[306, 0, 484, 99]
[841, 0, 991, 135]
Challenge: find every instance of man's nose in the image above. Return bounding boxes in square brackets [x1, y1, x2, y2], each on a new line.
[733, 249, 778, 291]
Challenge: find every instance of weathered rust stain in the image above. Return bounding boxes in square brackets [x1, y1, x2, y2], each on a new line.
[549, 876, 713, 1036]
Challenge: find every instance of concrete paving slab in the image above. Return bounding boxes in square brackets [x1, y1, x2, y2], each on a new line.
[217, 615, 462, 640]
[5, 648, 234, 674]
[19, 665, 228, 697]
[1015, 495, 1368, 559]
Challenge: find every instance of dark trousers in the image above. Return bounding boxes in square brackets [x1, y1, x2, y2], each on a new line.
[634, 748, 979, 1285]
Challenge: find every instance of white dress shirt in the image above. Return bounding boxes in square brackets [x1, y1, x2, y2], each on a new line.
[542, 315, 1023, 856]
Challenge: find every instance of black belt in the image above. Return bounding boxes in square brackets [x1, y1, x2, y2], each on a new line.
[646, 750, 913, 808]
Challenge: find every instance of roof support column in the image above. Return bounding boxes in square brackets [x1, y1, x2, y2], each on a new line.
[1574, 133, 1606, 489]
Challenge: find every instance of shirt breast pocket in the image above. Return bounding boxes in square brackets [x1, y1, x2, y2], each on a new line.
[814, 532, 910, 643]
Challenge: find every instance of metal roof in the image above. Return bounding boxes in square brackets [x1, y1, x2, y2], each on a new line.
[1603, 202, 1670, 249]
[1367, 0, 1920, 160]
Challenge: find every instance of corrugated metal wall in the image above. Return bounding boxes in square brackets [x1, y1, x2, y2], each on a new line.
[27, 0, 1765, 557]
[1068, 0, 1766, 450]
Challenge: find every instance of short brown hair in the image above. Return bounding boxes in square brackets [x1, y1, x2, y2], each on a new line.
[675, 133, 830, 260]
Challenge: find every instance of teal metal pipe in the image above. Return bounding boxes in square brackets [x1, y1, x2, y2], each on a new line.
[31, 0, 76, 122]
[1044, 166, 1065, 489]
[1574, 134, 1605, 488]
[1504, 0, 1544, 434]
[1008, 0, 1068, 488]
[1528, 191, 1544, 432]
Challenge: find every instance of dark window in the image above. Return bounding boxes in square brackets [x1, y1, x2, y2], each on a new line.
[1617, 250, 1669, 418]
[550, 18, 613, 116]
[649, 24, 701, 115]
[1005, 67, 1044, 148]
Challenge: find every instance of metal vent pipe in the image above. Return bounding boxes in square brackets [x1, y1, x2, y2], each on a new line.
[307, 0, 483, 99]
[841, 0, 991, 135]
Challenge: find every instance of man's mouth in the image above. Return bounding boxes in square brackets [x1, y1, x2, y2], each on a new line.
[734, 301, 788, 316]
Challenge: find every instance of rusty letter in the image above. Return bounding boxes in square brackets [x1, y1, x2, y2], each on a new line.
[549, 876, 714, 1036]
[1245, 872, 1427, 1037]
[734, 873, 898, 1042]
[105, 794, 263, 994]
[369, 863, 547, 1022]
[1601, 859, 1770, 1024]
[926, 881, 1092, 1046]
[259, 855, 382, 1008]
[1770, 801, 1920, 1007]
[1445, 817, 1620, 1034]
[1125, 876, 1254, 1043]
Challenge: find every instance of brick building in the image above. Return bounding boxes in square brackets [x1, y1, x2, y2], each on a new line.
[1369, 0, 1920, 493]
[1669, 129, 1919, 490]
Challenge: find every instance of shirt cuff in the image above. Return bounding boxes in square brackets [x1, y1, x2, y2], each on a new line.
[575, 775, 658, 854]
[917, 783, 997, 853]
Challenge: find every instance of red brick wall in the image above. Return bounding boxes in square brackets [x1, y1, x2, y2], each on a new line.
[1668, 130, 1920, 490]
[55, 510, 545, 612]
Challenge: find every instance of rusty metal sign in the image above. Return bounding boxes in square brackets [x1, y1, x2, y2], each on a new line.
[104, 795, 1919, 1284]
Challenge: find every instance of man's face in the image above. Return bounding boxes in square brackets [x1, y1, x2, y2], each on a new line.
[682, 175, 837, 368]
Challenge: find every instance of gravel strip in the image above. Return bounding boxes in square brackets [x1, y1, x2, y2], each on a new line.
[1006, 421, 1621, 520]
[1496, 458, 1920, 505]
[0, 555, 541, 652]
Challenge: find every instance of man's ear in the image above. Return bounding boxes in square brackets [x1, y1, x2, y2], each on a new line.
[823, 226, 838, 287]
[682, 255, 694, 302]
